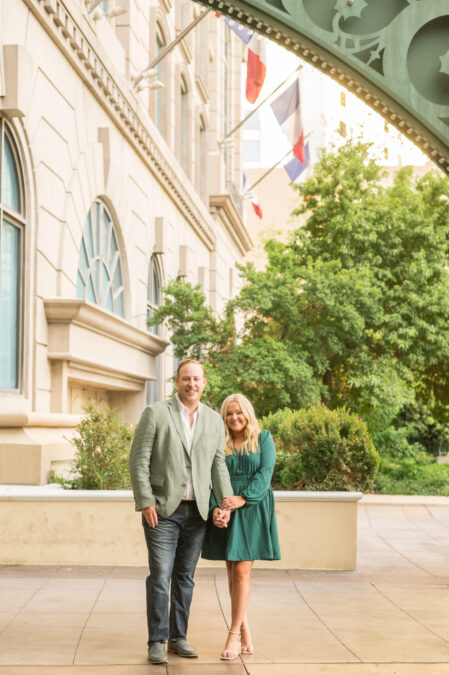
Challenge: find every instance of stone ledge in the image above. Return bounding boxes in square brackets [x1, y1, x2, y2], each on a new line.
[0, 485, 362, 503]
[0, 413, 81, 428]
[360, 494, 449, 506]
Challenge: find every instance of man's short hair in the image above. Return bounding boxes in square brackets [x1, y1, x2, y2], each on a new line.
[176, 359, 206, 377]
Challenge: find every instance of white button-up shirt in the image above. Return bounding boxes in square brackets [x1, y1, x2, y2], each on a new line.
[176, 394, 201, 500]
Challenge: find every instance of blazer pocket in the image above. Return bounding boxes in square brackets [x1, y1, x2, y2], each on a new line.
[150, 476, 165, 487]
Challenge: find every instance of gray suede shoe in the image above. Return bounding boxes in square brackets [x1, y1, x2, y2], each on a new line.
[167, 638, 198, 658]
[147, 641, 167, 664]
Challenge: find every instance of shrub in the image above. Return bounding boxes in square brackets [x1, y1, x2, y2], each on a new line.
[50, 401, 134, 489]
[375, 454, 449, 496]
[266, 403, 380, 492]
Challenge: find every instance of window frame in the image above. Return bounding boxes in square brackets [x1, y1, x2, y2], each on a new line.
[0, 121, 25, 393]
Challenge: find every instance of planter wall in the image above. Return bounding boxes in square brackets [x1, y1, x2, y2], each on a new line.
[0, 488, 362, 570]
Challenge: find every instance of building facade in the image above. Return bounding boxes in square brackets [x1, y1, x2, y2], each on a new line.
[0, 0, 252, 484]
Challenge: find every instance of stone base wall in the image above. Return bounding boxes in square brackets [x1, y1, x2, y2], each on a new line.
[0, 490, 362, 570]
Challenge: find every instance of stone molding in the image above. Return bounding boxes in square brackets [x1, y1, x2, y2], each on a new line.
[209, 193, 253, 255]
[0, 413, 81, 428]
[44, 298, 168, 354]
[20, 0, 218, 250]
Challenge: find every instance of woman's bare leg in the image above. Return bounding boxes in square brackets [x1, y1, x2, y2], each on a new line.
[222, 561, 254, 659]
[226, 561, 234, 597]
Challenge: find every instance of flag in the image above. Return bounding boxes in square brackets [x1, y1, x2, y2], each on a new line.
[284, 143, 310, 181]
[270, 78, 305, 163]
[246, 37, 266, 104]
[224, 17, 254, 44]
[218, 16, 267, 103]
[242, 173, 263, 219]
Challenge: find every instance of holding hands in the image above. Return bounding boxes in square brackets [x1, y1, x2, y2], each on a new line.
[213, 507, 231, 528]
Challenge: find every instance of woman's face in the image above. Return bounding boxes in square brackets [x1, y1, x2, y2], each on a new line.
[225, 400, 248, 435]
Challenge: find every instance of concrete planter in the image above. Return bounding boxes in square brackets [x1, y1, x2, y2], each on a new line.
[0, 487, 362, 570]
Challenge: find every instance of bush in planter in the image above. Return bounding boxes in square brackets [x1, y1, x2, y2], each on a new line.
[264, 403, 380, 492]
[50, 401, 134, 489]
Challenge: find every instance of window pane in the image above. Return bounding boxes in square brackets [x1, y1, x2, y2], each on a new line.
[2, 134, 21, 213]
[77, 201, 124, 317]
[0, 220, 20, 388]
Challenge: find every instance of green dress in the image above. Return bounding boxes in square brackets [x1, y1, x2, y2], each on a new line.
[202, 429, 281, 561]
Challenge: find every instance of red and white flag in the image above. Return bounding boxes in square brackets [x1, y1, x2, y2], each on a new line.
[218, 15, 267, 104]
[242, 173, 263, 219]
[270, 78, 305, 164]
[246, 36, 266, 104]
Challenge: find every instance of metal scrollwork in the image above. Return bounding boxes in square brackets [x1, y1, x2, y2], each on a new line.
[193, 0, 449, 170]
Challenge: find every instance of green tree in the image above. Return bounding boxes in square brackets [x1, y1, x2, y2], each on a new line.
[150, 142, 449, 425]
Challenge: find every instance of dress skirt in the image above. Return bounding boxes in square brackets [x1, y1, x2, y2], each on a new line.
[202, 429, 281, 562]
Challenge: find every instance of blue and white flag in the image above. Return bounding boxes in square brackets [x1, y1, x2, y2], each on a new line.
[284, 143, 310, 182]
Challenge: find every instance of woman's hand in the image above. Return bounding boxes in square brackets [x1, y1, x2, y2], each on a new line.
[212, 507, 230, 528]
[221, 495, 246, 510]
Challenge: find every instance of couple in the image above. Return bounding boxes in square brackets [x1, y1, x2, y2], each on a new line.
[129, 359, 280, 664]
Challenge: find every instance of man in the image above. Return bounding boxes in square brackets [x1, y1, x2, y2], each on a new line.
[129, 359, 233, 664]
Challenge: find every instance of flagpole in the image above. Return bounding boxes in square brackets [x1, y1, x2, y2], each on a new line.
[133, 9, 211, 87]
[244, 149, 293, 194]
[223, 64, 302, 141]
[245, 132, 312, 193]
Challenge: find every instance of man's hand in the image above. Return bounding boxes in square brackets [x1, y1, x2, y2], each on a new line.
[212, 507, 231, 528]
[221, 495, 246, 510]
[142, 505, 158, 528]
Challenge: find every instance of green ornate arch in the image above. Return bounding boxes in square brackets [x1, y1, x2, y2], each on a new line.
[195, 0, 449, 174]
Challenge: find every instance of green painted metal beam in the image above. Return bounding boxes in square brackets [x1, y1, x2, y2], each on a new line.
[194, 0, 449, 174]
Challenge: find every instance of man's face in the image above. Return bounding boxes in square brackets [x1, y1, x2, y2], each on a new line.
[176, 363, 207, 407]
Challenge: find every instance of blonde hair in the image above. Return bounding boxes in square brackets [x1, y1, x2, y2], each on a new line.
[221, 393, 261, 456]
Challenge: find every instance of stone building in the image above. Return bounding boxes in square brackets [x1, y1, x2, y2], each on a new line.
[0, 0, 252, 484]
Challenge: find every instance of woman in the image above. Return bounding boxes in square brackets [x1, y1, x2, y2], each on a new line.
[202, 393, 281, 660]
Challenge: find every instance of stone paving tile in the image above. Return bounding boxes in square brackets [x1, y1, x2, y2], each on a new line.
[374, 583, 449, 643]
[248, 666, 449, 674]
[89, 578, 145, 614]
[0, 577, 47, 614]
[296, 580, 449, 663]
[215, 574, 358, 664]
[0, 611, 86, 645]
[22, 578, 104, 615]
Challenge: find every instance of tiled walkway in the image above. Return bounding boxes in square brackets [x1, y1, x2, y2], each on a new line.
[1, 497, 449, 674]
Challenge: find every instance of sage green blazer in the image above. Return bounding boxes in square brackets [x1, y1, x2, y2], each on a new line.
[128, 395, 233, 520]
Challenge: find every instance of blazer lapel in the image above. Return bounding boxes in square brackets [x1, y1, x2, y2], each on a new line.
[191, 404, 206, 455]
[167, 395, 189, 456]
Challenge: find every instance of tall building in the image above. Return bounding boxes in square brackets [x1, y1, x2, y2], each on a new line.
[0, 0, 252, 484]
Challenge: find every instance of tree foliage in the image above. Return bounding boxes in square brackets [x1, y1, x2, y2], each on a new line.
[150, 141, 449, 427]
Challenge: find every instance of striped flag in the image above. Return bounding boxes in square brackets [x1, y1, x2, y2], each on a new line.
[284, 143, 310, 181]
[270, 78, 305, 164]
[242, 173, 263, 219]
[218, 16, 267, 103]
[246, 37, 266, 104]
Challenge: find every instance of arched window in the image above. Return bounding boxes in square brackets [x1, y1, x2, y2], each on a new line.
[76, 199, 124, 317]
[147, 255, 163, 403]
[0, 122, 25, 390]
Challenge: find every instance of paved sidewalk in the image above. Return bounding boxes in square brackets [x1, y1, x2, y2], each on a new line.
[1, 498, 449, 674]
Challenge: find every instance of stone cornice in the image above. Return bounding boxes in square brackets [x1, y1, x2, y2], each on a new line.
[22, 0, 216, 250]
[44, 298, 168, 355]
[209, 193, 253, 255]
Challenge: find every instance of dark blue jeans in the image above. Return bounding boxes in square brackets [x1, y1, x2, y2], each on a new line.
[142, 501, 206, 644]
